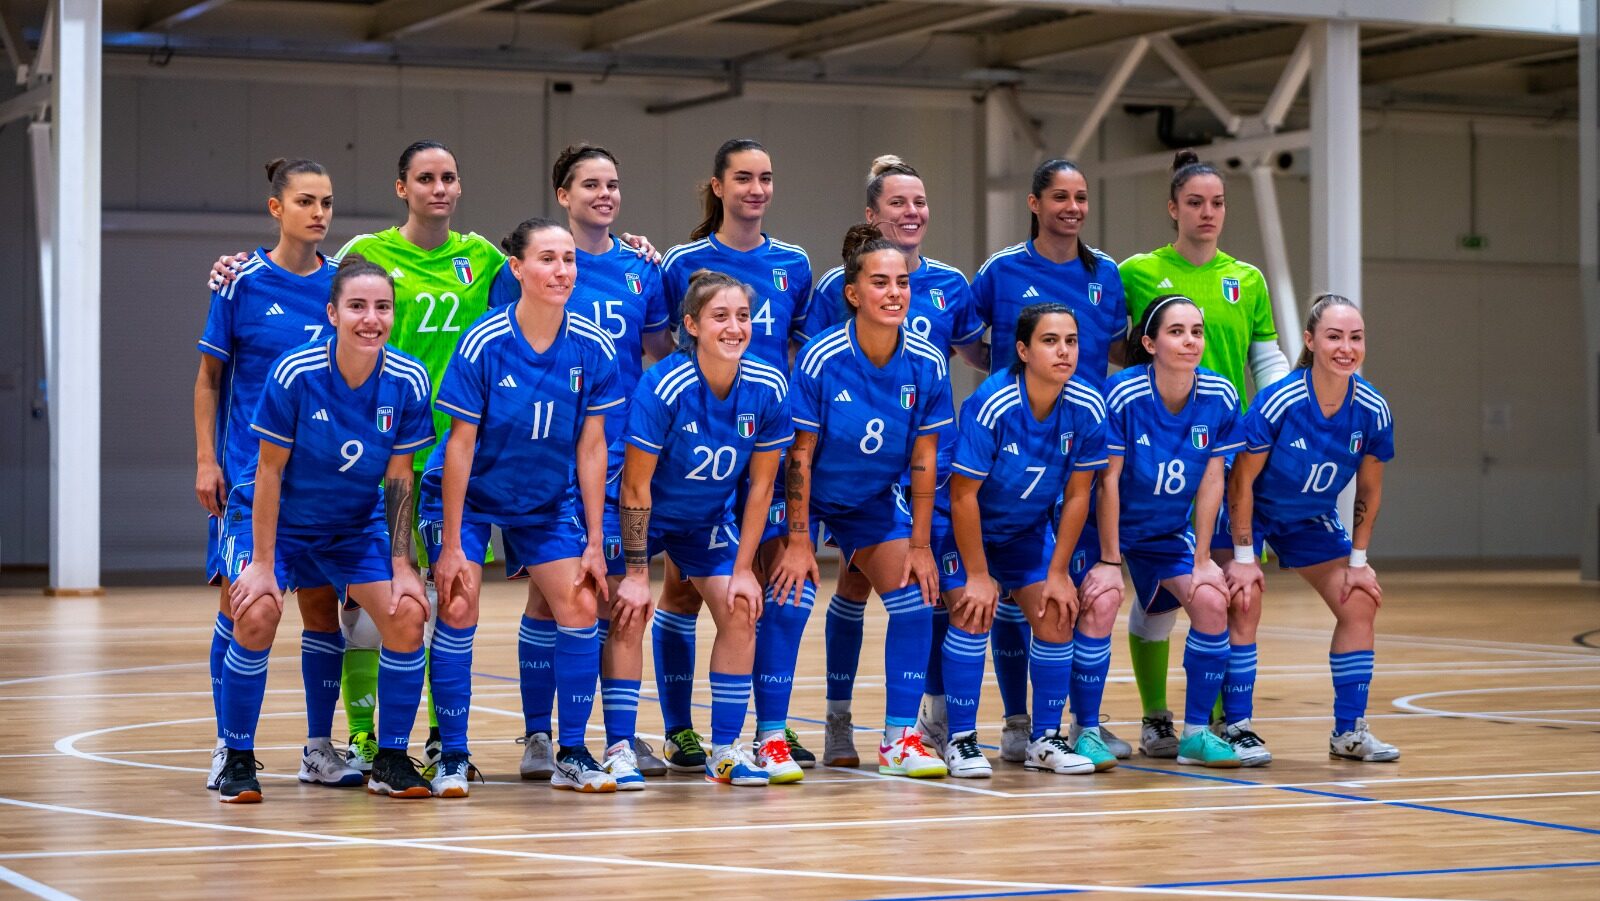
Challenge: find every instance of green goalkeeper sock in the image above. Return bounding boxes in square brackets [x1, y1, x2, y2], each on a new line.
[1128, 635, 1171, 716]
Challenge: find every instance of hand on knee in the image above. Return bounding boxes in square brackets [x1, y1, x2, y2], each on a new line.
[1186, 586, 1228, 632]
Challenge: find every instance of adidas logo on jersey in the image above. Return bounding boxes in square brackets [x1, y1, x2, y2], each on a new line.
[390, 268, 405, 280]
[1291, 437, 1308, 450]
[1023, 286, 1040, 299]
[834, 389, 853, 402]
[312, 409, 329, 422]
[265, 303, 285, 316]
[682, 421, 700, 434]
[1137, 433, 1151, 446]
[498, 375, 518, 388]
[1157, 278, 1174, 289]
[1003, 442, 1020, 455]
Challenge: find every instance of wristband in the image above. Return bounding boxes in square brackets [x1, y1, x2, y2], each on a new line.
[1096, 558, 1122, 567]
[1233, 545, 1256, 565]
[1348, 548, 1368, 568]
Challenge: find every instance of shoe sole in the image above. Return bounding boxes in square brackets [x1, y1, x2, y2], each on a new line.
[299, 769, 365, 787]
[636, 763, 669, 777]
[765, 768, 804, 784]
[792, 758, 817, 769]
[367, 784, 433, 798]
[665, 760, 705, 773]
[1176, 756, 1242, 768]
[520, 769, 555, 780]
[1238, 755, 1272, 767]
[1139, 747, 1179, 759]
[704, 775, 770, 786]
[551, 782, 618, 793]
[947, 767, 992, 779]
[219, 789, 262, 803]
[1330, 751, 1400, 762]
[1090, 759, 1118, 772]
[823, 754, 860, 767]
[879, 765, 948, 778]
[1024, 761, 1097, 775]
[614, 780, 647, 791]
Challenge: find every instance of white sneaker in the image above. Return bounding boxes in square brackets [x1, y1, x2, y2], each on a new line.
[705, 743, 769, 786]
[518, 731, 555, 780]
[755, 734, 805, 784]
[1222, 719, 1273, 767]
[943, 730, 992, 778]
[1000, 713, 1031, 763]
[550, 746, 617, 792]
[1140, 709, 1179, 758]
[916, 693, 948, 757]
[298, 738, 365, 787]
[1330, 718, 1400, 762]
[878, 728, 947, 778]
[1024, 731, 1097, 775]
[206, 738, 226, 790]
[1069, 721, 1133, 760]
[823, 710, 860, 767]
[603, 740, 647, 791]
[429, 751, 478, 798]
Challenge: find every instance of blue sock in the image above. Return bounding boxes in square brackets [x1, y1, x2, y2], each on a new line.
[595, 618, 611, 646]
[881, 585, 932, 728]
[517, 615, 557, 735]
[1330, 650, 1375, 733]
[219, 641, 271, 750]
[299, 629, 344, 740]
[429, 621, 475, 755]
[824, 595, 867, 702]
[652, 609, 698, 733]
[1223, 642, 1259, 723]
[377, 645, 427, 750]
[1070, 632, 1112, 729]
[555, 623, 600, 748]
[1029, 637, 1073, 738]
[940, 625, 988, 736]
[926, 606, 950, 696]
[601, 678, 640, 748]
[754, 583, 814, 733]
[991, 599, 1031, 717]
[210, 613, 233, 739]
[709, 671, 752, 747]
[1182, 628, 1231, 728]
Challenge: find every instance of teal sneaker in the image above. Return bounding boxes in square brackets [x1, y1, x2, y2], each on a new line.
[1177, 728, 1242, 768]
[1073, 728, 1118, 771]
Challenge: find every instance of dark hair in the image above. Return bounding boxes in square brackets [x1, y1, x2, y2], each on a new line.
[265, 158, 326, 200]
[690, 138, 767, 242]
[398, 140, 454, 180]
[1126, 293, 1200, 366]
[329, 254, 393, 305]
[1169, 150, 1223, 234]
[677, 269, 754, 352]
[552, 143, 618, 192]
[841, 221, 903, 291]
[1296, 293, 1359, 368]
[866, 154, 919, 210]
[500, 217, 570, 259]
[1029, 158, 1100, 274]
[1009, 302, 1079, 375]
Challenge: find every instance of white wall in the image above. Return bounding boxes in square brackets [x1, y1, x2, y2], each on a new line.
[0, 63, 1582, 569]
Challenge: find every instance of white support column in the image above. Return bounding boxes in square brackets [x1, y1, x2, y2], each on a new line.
[29, 121, 54, 380]
[1580, 0, 1598, 580]
[1248, 163, 1301, 362]
[47, 0, 101, 595]
[983, 87, 1024, 254]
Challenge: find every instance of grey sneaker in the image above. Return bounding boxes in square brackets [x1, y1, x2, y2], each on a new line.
[517, 730, 555, 780]
[916, 692, 948, 757]
[824, 710, 860, 767]
[1000, 713, 1031, 763]
[1140, 709, 1179, 759]
[631, 736, 668, 777]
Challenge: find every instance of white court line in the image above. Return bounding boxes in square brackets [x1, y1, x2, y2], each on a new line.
[1395, 685, 1600, 726]
[0, 864, 82, 901]
[822, 763, 1014, 797]
[0, 795, 1472, 901]
[1259, 626, 1599, 660]
[0, 663, 204, 687]
[994, 769, 1600, 800]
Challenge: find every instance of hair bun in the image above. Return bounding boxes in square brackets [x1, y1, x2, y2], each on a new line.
[338, 253, 369, 270]
[840, 222, 884, 259]
[264, 158, 288, 183]
[869, 154, 905, 179]
[1172, 149, 1201, 171]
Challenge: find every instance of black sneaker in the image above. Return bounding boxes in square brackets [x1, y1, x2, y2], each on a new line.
[368, 748, 432, 799]
[784, 726, 816, 769]
[218, 748, 263, 804]
[663, 727, 707, 772]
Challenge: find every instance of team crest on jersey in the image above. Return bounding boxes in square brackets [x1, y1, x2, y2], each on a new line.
[376, 406, 394, 433]
[1087, 283, 1103, 306]
[768, 501, 787, 525]
[1060, 431, 1075, 455]
[1191, 425, 1210, 449]
[452, 257, 474, 286]
[1349, 430, 1363, 454]
[625, 272, 643, 295]
[1221, 277, 1241, 304]
[604, 536, 621, 560]
[772, 268, 789, 292]
[569, 367, 583, 393]
[1071, 549, 1087, 576]
[930, 288, 947, 310]
[737, 413, 756, 439]
[941, 552, 960, 576]
[899, 384, 917, 409]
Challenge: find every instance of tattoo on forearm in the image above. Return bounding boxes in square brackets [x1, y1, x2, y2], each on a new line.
[910, 464, 927, 472]
[785, 461, 805, 504]
[385, 477, 415, 560]
[1353, 499, 1368, 529]
[621, 504, 650, 568]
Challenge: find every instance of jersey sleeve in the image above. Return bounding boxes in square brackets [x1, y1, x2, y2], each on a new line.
[586, 345, 625, 415]
[250, 371, 298, 449]
[436, 350, 488, 424]
[948, 278, 985, 347]
[756, 390, 794, 451]
[789, 359, 823, 435]
[950, 401, 996, 480]
[642, 264, 671, 333]
[197, 289, 233, 361]
[1073, 408, 1109, 471]
[1210, 404, 1244, 458]
[1364, 398, 1396, 462]
[788, 258, 815, 344]
[1242, 402, 1275, 453]
[622, 379, 671, 455]
[489, 261, 520, 309]
[660, 257, 691, 328]
[798, 275, 842, 343]
[1105, 395, 1128, 457]
[916, 368, 955, 434]
[970, 263, 996, 332]
[394, 374, 436, 453]
[1106, 269, 1129, 341]
[1246, 267, 1278, 342]
[1117, 256, 1152, 324]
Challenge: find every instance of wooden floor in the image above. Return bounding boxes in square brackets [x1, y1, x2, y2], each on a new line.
[0, 567, 1597, 901]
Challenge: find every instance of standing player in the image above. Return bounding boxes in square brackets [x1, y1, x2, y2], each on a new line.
[219, 257, 436, 802]
[769, 223, 954, 780]
[1118, 150, 1291, 760]
[428, 218, 623, 795]
[945, 303, 1117, 777]
[653, 138, 814, 774]
[1079, 295, 1244, 768]
[1224, 294, 1399, 762]
[194, 158, 361, 792]
[615, 269, 793, 786]
[968, 158, 1130, 761]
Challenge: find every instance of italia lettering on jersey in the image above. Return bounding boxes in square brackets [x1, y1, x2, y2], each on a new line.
[1104, 364, 1243, 545]
[951, 371, 1108, 540]
[197, 249, 339, 484]
[659, 234, 812, 369]
[250, 338, 434, 535]
[971, 241, 1127, 390]
[624, 352, 793, 531]
[435, 305, 623, 526]
[790, 320, 954, 512]
[799, 256, 983, 351]
[1244, 369, 1395, 523]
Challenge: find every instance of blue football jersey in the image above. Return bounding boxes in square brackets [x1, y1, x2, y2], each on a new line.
[971, 241, 1127, 389]
[1104, 364, 1243, 545]
[436, 305, 623, 526]
[799, 256, 983, 351]
[791, 320, 955, 512]
[624, 352, 793, 531]
[1244, 369, 1395, 523]
[250, 339, 434, 536]
[198, 249, 339, 484]
[952, 371, 1108, 540]
[659, 234, 812, 369]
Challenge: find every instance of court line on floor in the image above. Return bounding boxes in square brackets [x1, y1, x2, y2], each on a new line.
[0, 865, 81, 901]
[1394, 685, 1600, 726]
[1258, 627, 1600, 660]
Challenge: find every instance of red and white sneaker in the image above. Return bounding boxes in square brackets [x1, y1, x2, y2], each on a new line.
[878, 727, 948, 778]
[755, 735, 805, 784]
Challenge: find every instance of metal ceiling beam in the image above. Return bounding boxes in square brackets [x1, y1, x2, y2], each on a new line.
[370, 0, 507, 40]
[0, 0, 30, 76]
[1528, 58, 1579, 92]
[587, 0, 780, 51]
[142, 0, 235, 31]
[1148, 32, 1243, 133]
[772, 2, 1011, 60]
[993, 11, 1199, 67]
[1362, 35, 1572, 82]
[1179, 24, 1303, 70]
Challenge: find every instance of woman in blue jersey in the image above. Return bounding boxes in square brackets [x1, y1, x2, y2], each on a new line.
[193, 158, 363, 794]
[770, 223, 954, 780]
[615, 269, 793, 787]
[969, 158, 1132, 763]
[945, 303, 1119, 777]
[429, 218, 624, 796]
[1078, 295, 1244, 768]
[1224, 295, 1399, 763]
[653, 138, 816, 775]
[222, 257, 436, 803]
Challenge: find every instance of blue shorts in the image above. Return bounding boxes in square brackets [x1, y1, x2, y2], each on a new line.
[1208, 456, 1237, 551]
[206, 514, 226, 586]
[979, 518, 1057, 593]
[733, 454, 788, 547]
[1256, 512, 1351, 569]
[1068, 524, 1100, 587]
[208, 482, 258, 585]
[276, 530, 392, 591]
[813, 483, 912, 563]
[1126, 531, 1198, 616]
[602, 508, 740, 579]
[931, 509, 965, 592]
[458, 516, 584, 580]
